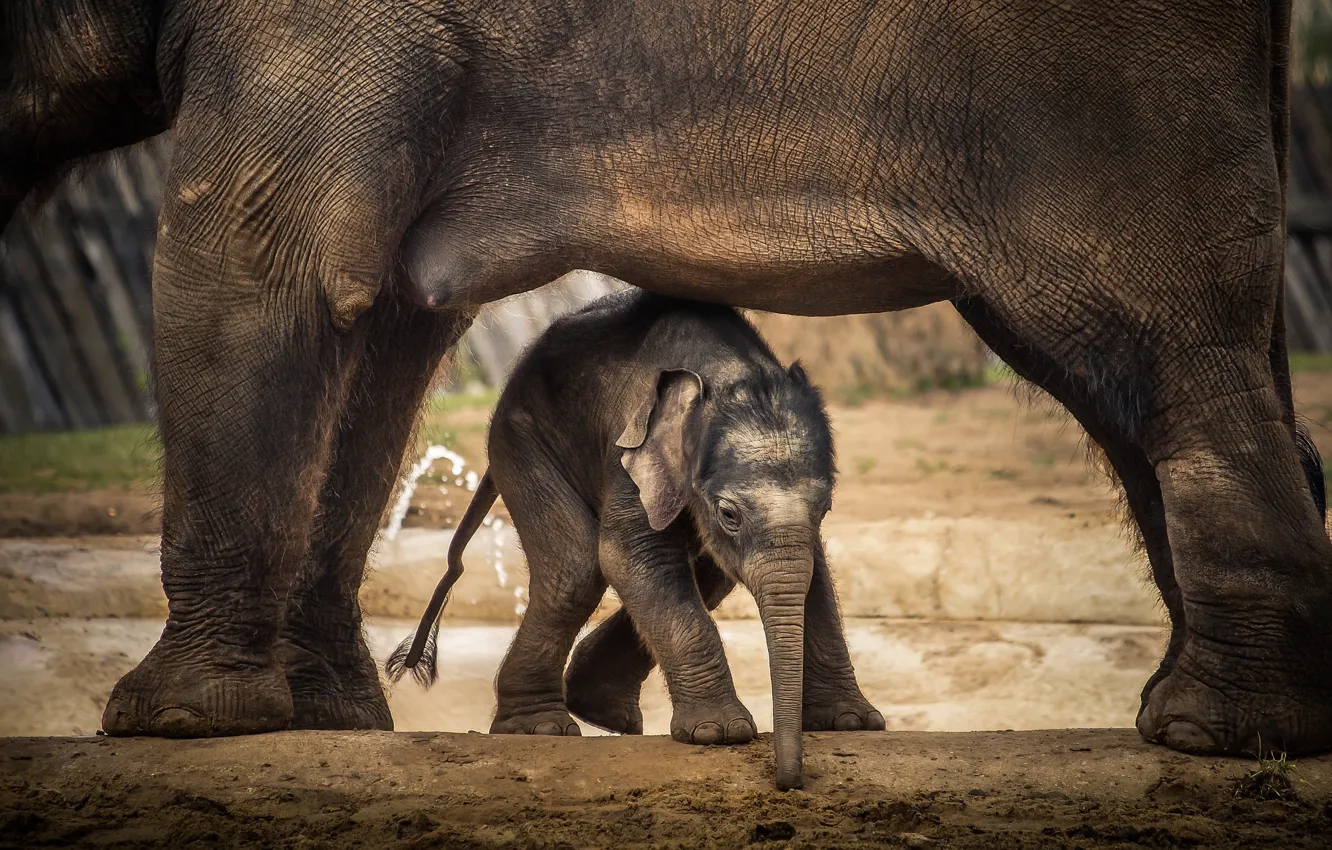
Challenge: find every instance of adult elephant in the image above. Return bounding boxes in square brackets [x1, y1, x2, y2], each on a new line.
[2, 0, 1328, 756]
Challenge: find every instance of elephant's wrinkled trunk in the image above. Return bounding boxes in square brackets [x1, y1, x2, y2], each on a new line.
[750, 537, 814, 791]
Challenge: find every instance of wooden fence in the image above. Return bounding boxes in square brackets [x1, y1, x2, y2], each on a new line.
[1286, 84, 1332, 351]
[3, 86, 1332, 434]
[0, 138, 169, 433]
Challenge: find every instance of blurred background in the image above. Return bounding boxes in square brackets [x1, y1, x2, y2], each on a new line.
[1, 1, 1329, 739]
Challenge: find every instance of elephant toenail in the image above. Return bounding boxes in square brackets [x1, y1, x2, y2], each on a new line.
[1135, 706, 1153, 740]
[693, 722, 724, 745]
[101, 703, 139, 736]
[564, 723, 581, 736]
[727, 719, 755, 743]
[1163, 720, 1218, 752]
[833, 713, 863, 731]
[532, 721, 563, 735]
[866, 710, 886, 731]
[151, 707, 208, 737]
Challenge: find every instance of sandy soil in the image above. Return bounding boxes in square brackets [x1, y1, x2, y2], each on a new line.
[3, 729, 1330, 848]
[0, 616, 1166, 738]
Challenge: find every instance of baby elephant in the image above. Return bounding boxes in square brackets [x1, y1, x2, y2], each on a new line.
[387, 289, 882, 790]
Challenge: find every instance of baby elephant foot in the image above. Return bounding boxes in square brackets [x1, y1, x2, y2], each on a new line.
[490, 710, 582, 736]
[564, 609, 650, 734]
[803, 694, 886, 732]
[565, 673, 645, 735]
[671, 700, 756, 745]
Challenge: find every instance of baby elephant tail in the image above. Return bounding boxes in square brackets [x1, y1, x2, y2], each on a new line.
[385, 469, 499, 687]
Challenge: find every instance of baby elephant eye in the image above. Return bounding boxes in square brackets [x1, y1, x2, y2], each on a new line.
[716, 499, 742, 533]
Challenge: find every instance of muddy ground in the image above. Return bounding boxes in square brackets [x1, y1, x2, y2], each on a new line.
[3, 730, 1331, 848]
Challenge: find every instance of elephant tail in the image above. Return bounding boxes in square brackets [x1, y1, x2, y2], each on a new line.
[385, 469, 499, 687]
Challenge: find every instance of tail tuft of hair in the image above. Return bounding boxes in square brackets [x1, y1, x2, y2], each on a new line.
[384, 619, 441, 688]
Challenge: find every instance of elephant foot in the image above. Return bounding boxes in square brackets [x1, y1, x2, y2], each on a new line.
[671, 699, 756, 745]
[1136, 611, 1332, 757]
[803, 693, 886, 732]
[103, 638, 292, 737]
[564, 610, 651, 734]
[490, 710, 582, 736]
[279, 633, 392, 731]
[565, 672, 645, 735]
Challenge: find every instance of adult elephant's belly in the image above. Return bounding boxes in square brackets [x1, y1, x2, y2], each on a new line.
[397, 185, 960, 317]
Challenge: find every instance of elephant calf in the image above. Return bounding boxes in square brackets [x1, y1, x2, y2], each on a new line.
[387, 289, 882, 790]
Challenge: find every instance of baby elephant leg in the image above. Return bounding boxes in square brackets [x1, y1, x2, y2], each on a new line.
[566, 555, 735, 734]
[571, 548, 882, 734]
[490, 470, 605, 736]
[801, 546, 884, 731]
[598, 517, 754, 745]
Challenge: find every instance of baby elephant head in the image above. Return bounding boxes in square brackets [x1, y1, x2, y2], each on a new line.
[617, 362, 835, 790]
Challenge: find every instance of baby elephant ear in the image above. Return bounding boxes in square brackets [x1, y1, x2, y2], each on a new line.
[616, 369, 705, 531]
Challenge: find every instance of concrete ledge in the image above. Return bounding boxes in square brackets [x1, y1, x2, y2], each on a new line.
[0, 540, 167, 619]
[2, 730, 1328, 848]
[1, 516, 1163, 625]
[332, 516, 1164, 627]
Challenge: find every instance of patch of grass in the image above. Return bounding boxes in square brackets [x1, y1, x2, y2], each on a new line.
[426, 387, 500, 414]
[855, 457, 877, 475]
[1233, 746, 1298, 801]
[1290, 352, 1332, 374]
[988, 468, 1019, 481]
[837, 367, 993, 405]
[913, 372, 988, 394]
[1030, 451, 1057, 469]
[836, 382, 878, 407]
[0, 425, 161, 493]
[915, 458, 948, 475]
[0, 388, 499, 496]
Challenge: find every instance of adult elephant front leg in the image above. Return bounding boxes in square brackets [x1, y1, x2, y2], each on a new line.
[102, 125, 398, 739]
[280, 297, 471, 731]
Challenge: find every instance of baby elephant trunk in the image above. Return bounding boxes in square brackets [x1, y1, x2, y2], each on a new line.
[750, 534, 815, 791]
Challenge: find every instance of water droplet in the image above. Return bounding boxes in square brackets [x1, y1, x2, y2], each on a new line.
[384, 444, 470, 540]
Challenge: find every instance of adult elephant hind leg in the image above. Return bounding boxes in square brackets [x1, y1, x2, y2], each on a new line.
[280, 298, 471, 731]
[102, 168, 374, 739]
[489, 458, 605, 737]
[565, 554, 736, 735]
[1134, 337, 1332, 756]
[962, 234, 1332, 757]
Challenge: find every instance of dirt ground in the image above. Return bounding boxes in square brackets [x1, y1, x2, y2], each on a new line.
[5, 369, 1330, 538]
[3, 729, 1331, 849]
